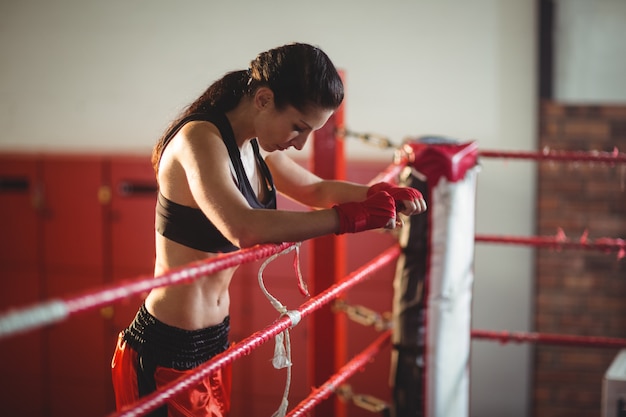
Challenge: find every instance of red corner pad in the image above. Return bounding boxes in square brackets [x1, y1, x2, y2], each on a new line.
[401, 136, 478, 184]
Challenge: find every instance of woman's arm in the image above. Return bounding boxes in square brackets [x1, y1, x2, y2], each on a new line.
[264, 151, 369, 208]
[266, 151, 427, 216]
[169, 124, 392, 248]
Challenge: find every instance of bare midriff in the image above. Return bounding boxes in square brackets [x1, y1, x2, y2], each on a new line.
[144, 233, 237, 330]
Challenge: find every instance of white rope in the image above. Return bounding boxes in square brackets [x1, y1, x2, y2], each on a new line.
[0, 300, 68, 338]
[257, 242, 305, 417]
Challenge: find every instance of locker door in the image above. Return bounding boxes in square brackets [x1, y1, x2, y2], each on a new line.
[41, 155, 106, 269]
[109, 156, 156, 272]
[45, 271, 110, 417]
[0, 153, 45, 416]
[0, 153, 42, 266]
[107, 155, 157, 334]
[105, 155, 158, 412]
[41, 155, 109, 417]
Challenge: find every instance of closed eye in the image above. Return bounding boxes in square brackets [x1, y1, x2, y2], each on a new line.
[296, 119, 313, 133]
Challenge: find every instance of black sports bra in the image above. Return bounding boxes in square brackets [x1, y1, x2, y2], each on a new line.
[155, 111, 276, 253]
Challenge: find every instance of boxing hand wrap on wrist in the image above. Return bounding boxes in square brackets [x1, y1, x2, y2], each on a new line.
[332, 191, 396, 235]
[367, 182, 423, 207]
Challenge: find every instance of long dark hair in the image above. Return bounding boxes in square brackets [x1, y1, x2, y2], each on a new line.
[152, 43, 344, 173]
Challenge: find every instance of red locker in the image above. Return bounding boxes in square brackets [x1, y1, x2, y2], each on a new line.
[101, 155, 158, 412]
[44, 272, 110, 417]
[40, 155, 110, 417]
[41, 155, 106, 269]
[0, 153, 45, 416]
[105, 155, 159, 414]
[107, 155, 157, 334]
[0, 153, 42, 266]
[108, 155, 157, 272]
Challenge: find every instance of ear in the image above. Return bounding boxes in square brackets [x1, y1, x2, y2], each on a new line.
[254, 87, 274, 110]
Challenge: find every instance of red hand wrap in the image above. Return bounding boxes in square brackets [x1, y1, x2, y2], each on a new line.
[333, 191, 396, 235]
[367, 182, 423, 210]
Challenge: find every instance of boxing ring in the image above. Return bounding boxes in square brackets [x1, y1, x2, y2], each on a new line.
[1, 119, 626, 417]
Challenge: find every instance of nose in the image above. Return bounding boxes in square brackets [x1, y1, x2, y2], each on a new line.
[290, 133, 309, 150]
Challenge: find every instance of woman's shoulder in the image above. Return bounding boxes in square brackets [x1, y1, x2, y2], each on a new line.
[159, 120, 228, 175]
[179, 119, 222, 140]
[168, 121, 224, 154]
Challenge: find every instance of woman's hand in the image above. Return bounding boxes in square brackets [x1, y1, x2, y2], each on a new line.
[333, 191, 397, 234]
[367, 182, 427, 216]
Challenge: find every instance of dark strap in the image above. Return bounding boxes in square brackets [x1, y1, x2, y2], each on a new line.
[159, 112, 274, 204]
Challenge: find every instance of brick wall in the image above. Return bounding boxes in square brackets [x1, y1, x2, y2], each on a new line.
[534, 101, 626, 416]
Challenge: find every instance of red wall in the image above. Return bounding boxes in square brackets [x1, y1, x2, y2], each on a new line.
[0, 153, 396, 417]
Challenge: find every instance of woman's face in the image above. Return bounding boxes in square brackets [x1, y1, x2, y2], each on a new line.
[254, 93, 334, 153]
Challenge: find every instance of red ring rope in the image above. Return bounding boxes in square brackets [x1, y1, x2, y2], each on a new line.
[472, 329, 626, 349]
[479, 148, 626, 163]
[66, 242, 299, 314]
[475, 233, 626, 258]
[368, 160, 406, 186]
[107, 245, 401, 417]
[286, 330, 392, 417]
[0, 242, 296, 339]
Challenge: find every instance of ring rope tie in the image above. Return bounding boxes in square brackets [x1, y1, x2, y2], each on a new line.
[257, 241, 305, 417]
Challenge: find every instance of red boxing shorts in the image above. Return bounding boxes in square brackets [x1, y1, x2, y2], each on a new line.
[111, 304, 231, 417]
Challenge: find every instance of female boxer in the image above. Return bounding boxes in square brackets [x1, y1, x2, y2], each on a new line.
[111, 42, 426, 417]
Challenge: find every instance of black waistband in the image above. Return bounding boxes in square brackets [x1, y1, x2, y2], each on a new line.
[123, 304, 230, 370]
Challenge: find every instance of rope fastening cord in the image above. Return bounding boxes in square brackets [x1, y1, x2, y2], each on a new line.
[257, 241, 306, 417]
